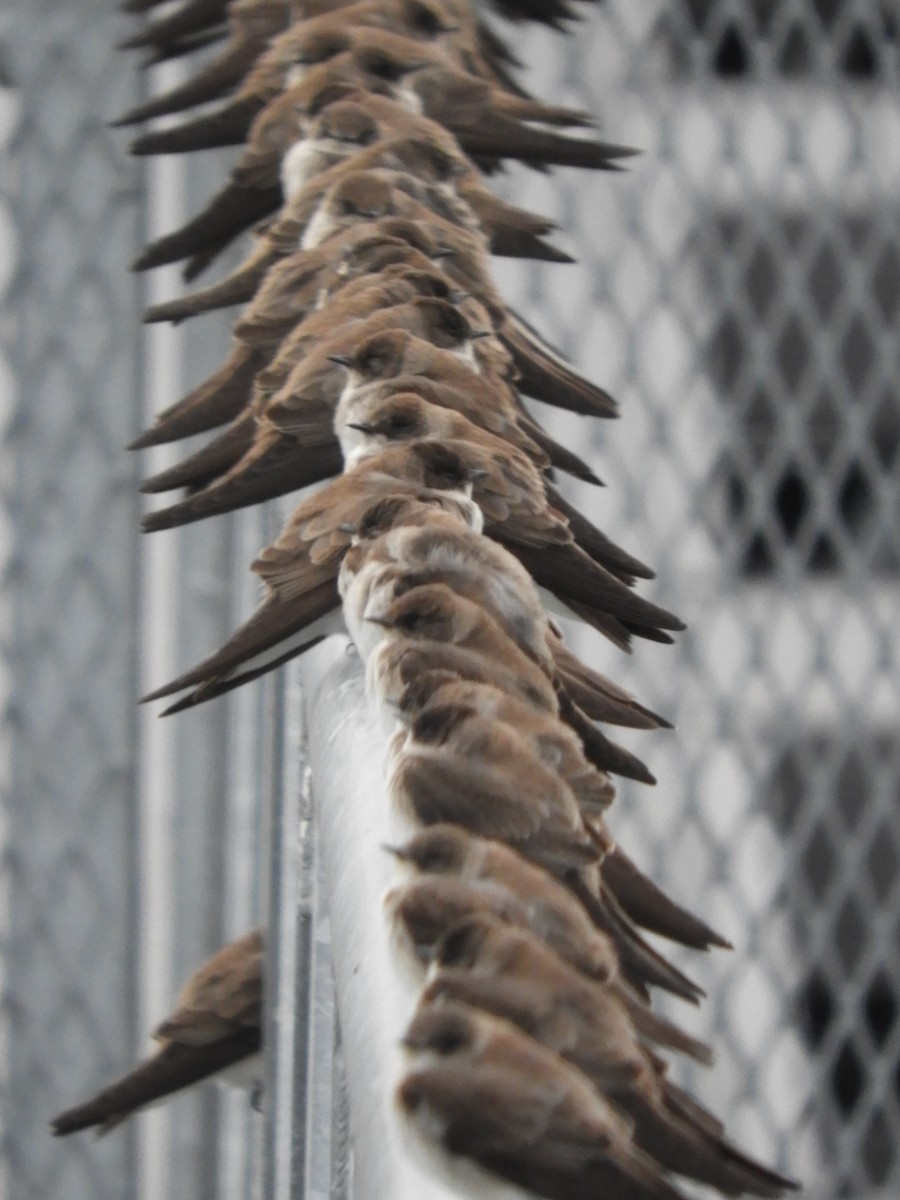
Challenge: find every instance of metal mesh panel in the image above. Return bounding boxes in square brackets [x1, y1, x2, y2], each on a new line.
[0, 6, 144, 1200]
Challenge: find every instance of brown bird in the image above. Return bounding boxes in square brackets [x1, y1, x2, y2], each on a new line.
[387, 828, 619, 984]
[392, 822, 727, 966]
[141, 91, 571, 313]
[347, 505, 665, 734]
[115, 0, 485, 124]
[425, 915, 797, 1198]
[131, 218, 465, 444]
[398, 1000, 690, 1200]
[138, 300, 481, 526]
[128, 29, 631, 173]
[140, 442, 486, 710]
[386, 690, 605, 873]
[346, 436, 684, 650]
[386, 871, 713, 1063]
[51, 929, 264, 1135]
[388, 823, 708, 1013]
[365, 582, 656, 785]
[395, 676, 615, 815]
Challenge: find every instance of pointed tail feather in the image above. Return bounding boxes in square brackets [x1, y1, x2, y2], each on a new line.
[51, 1029, 259, 1136]
[129, 95, 261, 156]
[132, 184, 281, 272]
[143, 581, 341, 704]
[602, 847, 732, 951]
[142, 439, 343, 532]
[129, 347, 261, 451]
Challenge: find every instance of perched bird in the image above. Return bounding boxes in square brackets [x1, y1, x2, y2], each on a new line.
[392, 824, 727, 965]
[424, 915, 796, 1198]
[386, 689, 606, 872]
[51, 930, 264, 1135]
[140, 442, 486, 710]
[138, 299, 482, 525]
[398, 1000, 690, 1200]
[365, 581, 656, 784]
[388, 822, 709, 1011]
[385, 857, 711, 1062]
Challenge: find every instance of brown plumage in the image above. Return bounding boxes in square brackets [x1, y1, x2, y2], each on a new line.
[51, 930, 264, 1135]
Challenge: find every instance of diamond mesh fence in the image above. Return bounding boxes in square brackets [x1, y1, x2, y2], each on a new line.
[0, 2, 897, 1200]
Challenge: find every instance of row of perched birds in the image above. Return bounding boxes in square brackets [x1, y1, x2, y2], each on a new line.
[52, 2, 797, 1199]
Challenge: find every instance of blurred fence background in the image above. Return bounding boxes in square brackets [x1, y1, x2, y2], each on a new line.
[0, 2, 897, 1199]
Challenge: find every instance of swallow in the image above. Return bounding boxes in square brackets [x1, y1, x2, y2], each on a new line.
[348, 507, 664, 734]
[387, 826, 618, 984]
[131, 97, 382, 275]
[142, 92, 571, 307]
[129, 30, 629, 172]
[388, 823, 707, 1013]
[143, 215, 441, 329]
[51, 929, 263, 1135]
[367, 579, 654, 786]
[386, 693, 606, 872]
[385, 872, 555, 974]
[348, 435, 682, 648]
[383, 870, 698, 1044]
[395, 676, 615, 815]
[140, 442, 486, 710]
[138, 299, 479, 524]
[425, 916, 797, 1197]
[115, 0, 480, 125]
[292, 327, 609, 482]
[132, 218, 459, 444]
[398, 1000, 690, 1200]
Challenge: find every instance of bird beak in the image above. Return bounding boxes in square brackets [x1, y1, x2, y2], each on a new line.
[346, 422, 377, 434]
[432, 246, 455, 260]
[382, 843, 410, 861]
[471, 329, 493, 340]
[327, 354, 354, 367]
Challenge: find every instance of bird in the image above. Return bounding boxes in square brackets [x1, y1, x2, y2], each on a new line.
[423, 915, 797, 1198]
[398, 999, 691, 1200]
[137, 89, 572, 287]
[51, 929, 264, 1135]
[386, 689, 605, 872]
[140, 442, 487, 710]
[387, 822, 708, 1011]
[345, 505, 666, 733]
[364, 581, 657, 784]
[137, 299, 483, 526]
[391, 824, 727, 967]
[386, 872, 709, 1039]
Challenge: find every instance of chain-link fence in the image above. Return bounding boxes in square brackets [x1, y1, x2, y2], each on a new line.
[1, 2, 898, 1199]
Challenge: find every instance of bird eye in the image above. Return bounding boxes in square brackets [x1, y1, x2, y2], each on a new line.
[433, 1027, 466, 1055]
[408, 4, 442, 35]
[364, 52, 405, 81]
